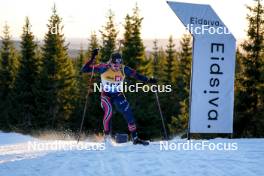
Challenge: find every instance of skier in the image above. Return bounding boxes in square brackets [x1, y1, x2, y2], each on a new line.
[81, 49, 157, 145]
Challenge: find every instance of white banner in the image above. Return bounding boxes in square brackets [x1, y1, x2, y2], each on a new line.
[167, 1, 236, 133]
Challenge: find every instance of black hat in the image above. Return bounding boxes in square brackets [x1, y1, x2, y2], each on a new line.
[110, 52, 123, 64]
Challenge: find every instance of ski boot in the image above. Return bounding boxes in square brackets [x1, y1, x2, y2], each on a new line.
[132, 137, 149, 146]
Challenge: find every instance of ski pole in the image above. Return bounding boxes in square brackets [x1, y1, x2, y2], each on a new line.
[77, 60, 95, 143]
[152, 51, 168, 140]
[154, 88, 168, 140]
[118, 39, 124, 50]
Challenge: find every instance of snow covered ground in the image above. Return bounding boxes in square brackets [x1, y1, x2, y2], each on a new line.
[0, 132, 264, 176]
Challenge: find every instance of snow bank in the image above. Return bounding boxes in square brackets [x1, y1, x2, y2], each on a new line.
[0, 131, 35, 145]
[0, 132, 264, 176]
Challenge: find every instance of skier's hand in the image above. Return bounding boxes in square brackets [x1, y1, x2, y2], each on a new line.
[91, 48, 99, 59]
[147, 78, 157, 84]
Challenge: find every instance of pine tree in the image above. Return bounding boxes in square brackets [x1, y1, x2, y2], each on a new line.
[76, 46, 85, 72]
[122, 4, 146, 71]
[169, 34, 192, 135]
[151, 40, 167, 80]
[234, 48, 244, 93]
[36, 5, 77, 129]
[235, 0, 264, 137]
[71, 47, 87, 130]
[158, 46, 167, 81]
[163, 36, 176, 83]
[0, 23, 19, 130]
[86, 31, 100, 62]
[234, 48, 245, 135]
[100, 10, 117, 62]
[177, 34, 192, 88]
[12, 17, 40, 130]
[131, 5, 145, 70]
[122, 14, 133, 65]
[152, 39, 159, 78]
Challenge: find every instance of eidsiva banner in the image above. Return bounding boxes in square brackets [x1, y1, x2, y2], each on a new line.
[167, 1, 236, 133]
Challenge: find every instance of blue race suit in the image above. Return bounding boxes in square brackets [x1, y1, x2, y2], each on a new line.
[81, 58, 149, 138]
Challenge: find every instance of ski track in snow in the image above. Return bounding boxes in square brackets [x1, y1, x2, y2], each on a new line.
[0, 134, 264, 176]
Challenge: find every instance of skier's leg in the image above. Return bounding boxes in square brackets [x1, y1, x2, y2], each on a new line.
[113, 94, 149, 145]
[101, 95, 113, 135]
[113, 94, 138, 139]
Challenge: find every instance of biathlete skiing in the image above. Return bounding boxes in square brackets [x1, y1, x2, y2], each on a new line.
[81, 49, 157, 145]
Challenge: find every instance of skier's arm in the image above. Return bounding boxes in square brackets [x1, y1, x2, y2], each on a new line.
[81, 58, 94, 73]
[80, 49, 107, 73]
[81, 59, 105, 73]
[124, 66, 155, 83]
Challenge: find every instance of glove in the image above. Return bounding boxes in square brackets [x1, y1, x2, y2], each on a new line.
[91, 48, 99, 59]
[147, 78, 157, 84]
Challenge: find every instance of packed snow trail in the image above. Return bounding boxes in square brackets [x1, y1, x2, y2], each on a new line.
[0, 132, 264, 176]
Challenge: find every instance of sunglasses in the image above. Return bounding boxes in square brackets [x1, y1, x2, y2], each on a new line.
[113, 58, 122, 64]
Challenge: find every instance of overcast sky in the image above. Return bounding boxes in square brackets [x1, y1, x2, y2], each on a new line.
[0, 0, 255, 40]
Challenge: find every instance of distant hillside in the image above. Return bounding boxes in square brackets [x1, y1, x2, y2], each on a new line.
[65, 38, 182, 52]
[0, 40, 81, 58]
[0, 38, 244, 58]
